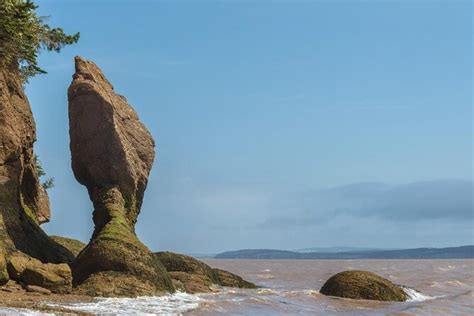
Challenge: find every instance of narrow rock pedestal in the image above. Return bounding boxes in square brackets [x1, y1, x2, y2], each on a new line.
[68, 56, 174, 297]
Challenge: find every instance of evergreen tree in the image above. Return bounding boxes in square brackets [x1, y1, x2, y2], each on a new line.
[0, 0, 79, 81]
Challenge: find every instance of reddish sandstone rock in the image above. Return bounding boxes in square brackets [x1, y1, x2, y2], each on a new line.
[0, 66, 74, 267]
[68, 56, 173, 296]
[320, 270, 408, 302]
[26, 285, 52, 295]
[155, 252, 256, 293]
[7, 252, 72, 294]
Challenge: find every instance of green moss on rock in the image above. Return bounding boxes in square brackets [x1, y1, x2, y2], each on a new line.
[73, 200, 175, 297]
[50, 236, 86, 257]
[320, 270, 408, 302]
[0, 247, 8, 285]
[74, 271, 166, 297]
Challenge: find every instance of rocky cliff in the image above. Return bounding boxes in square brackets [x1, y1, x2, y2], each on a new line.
[1, 57, 256, 297]
[0, 65, 74, 268]
[68, 56, 174, 296]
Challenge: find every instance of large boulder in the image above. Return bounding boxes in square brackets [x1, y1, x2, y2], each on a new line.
[68, 56, 174, 296]
[6, 252, 29, 279]
[0, 65, 74, 265]
[21, 261, 72, 294]
[7, 252, 72, 294]
[155, 252, 256, 293]
[320, 270, 408, 302]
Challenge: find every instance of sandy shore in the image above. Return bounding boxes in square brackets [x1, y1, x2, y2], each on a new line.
[0, 290, 93, 315]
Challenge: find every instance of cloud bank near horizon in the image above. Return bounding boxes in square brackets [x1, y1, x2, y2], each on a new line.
[134, 178, 473, 253]
[259, 179, 473, 228]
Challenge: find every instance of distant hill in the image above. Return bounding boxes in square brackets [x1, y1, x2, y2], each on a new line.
[214, 245, 474, 259]
[295, 246, 388, 253]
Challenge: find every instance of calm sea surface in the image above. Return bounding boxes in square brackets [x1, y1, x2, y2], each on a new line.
[1, 259, 472, 315]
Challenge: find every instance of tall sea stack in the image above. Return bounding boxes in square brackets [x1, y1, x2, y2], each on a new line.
[68, 57, 173, 296]
[0, 65, 74, 268]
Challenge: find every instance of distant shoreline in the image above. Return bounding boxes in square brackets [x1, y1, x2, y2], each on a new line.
[213, 245, 474, 260]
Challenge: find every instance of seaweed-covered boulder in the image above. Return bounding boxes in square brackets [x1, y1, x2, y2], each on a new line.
[50, 236, 86, 257]
[68, 56, 173, 296]
[155, 252, 256, 293]
[0, 65, 74, 265]
[74, 271, 164, 297]
[213, 268, 256, 288]
[320, 270, 408, 302]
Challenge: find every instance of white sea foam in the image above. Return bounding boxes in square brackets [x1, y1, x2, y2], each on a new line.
[0, 308, 52, 316]
[45, 291, 202, 315]
[257, 288, 277, 295]
[403, 287, 435, 302]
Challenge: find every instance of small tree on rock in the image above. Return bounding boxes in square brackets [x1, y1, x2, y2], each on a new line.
[34, 154, 54, 190]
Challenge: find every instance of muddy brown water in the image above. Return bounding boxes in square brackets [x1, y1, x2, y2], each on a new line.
[0, 259, 472, 315]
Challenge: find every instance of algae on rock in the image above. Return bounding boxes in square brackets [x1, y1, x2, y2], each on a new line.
[50, 236, 86, 258]
[155, 252, 256, 293]
[0, 246, 8, 285]
[0, 65, 74, 268]
[320, 270, 408, 302]
[68, 56, 174, 296]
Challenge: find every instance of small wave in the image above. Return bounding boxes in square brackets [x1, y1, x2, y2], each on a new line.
[403, 287, 436, 302]
[257, 274, 274, 279]
[45, 291, 202, 315]
[430, 280, 469, 289]
[303, 289, 319, 296]
[257, 288, 278, 295]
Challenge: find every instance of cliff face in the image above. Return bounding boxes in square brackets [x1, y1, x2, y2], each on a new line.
[68, 56, 174, 296]
[1, 58, 255, 296]
[0, 66, 74, 266]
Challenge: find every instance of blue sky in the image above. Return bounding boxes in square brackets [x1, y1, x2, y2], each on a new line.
[28, 0, 472, 253]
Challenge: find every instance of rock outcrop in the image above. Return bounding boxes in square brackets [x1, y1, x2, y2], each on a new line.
[0, 65, 74, 268]
[68, 56, 173, 296]
[7, 252, 72, 294]
[155, 252, 256, 293]
[320, 270, 408, 302]
[50, 236, 86, 257]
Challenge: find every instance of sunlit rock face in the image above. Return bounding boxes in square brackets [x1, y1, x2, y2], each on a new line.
[68, 56, 174, 297]
[0, 65, 73, 265]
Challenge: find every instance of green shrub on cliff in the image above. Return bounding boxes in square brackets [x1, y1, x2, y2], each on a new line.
[34, 154, 54, 189]
[0, 0, 79, 80]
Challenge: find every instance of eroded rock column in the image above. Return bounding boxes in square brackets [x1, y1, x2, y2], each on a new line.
[68, 56, 173, 296]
